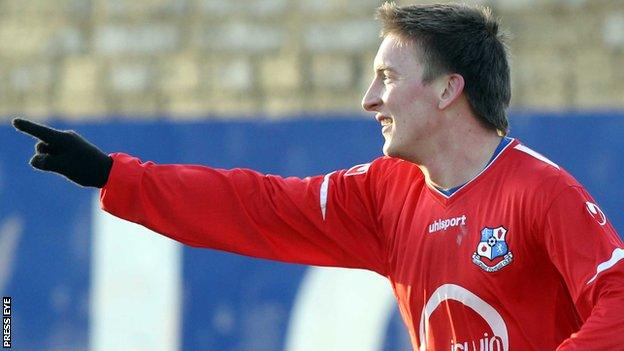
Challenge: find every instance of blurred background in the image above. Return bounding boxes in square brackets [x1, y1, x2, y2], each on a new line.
[0, 0, 623, 118]
[1, 0, 623, 350]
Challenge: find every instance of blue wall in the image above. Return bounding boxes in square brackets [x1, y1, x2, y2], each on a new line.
[1, 112, 622, 350]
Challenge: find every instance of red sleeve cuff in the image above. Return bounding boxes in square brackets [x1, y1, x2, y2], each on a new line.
[99, 153, 147, 219]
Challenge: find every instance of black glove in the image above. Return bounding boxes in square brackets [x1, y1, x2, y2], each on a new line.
[12, 118, 113, 188]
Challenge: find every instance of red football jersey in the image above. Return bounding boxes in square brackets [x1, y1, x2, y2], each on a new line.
[100, 138, 624, 350]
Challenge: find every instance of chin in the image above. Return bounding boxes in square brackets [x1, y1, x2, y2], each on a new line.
[384, 143, 411, 161]
[384, 137, 410, 159]
[383, 143, 399, 158]
[382, 141, 392, 156]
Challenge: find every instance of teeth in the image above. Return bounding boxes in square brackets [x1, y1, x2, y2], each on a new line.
[380, 118, 392, 126]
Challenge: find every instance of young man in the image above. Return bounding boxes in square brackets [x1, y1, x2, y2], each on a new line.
[13, 3, 624, 350]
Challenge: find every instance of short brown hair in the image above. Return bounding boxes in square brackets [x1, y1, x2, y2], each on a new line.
[376, 2, 511, 133]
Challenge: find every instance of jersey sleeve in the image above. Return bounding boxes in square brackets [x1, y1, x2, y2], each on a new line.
[538, 184, 624, 350]
[100, 153, 394, 274]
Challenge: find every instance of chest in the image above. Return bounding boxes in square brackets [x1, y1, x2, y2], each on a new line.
[383, 188, 546, 295]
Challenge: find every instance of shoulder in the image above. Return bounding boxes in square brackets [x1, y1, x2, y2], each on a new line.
[501, 141, 589, 222]
[369, 156, 424, 182]
[334, 156, 424, 195]
[504, 140, 581, 192]
[341, 156, 422, 179]
[506, 141, 560, 174]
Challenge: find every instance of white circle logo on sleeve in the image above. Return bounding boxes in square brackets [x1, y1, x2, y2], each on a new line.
[419, 284, 509, 351]
[585, 201, 607, 226]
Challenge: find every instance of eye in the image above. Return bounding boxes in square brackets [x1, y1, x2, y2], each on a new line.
[381, 71, 394, 84]
[382, 74, 391, 84]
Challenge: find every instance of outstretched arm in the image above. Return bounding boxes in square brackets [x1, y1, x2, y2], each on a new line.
[100, 153, 391, 272]
[14, 118, 393, 273]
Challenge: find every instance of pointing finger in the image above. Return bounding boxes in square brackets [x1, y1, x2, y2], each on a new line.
[12, 118, 64, 144]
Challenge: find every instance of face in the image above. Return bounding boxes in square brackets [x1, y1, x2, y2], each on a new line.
[362, 35, 443, 161]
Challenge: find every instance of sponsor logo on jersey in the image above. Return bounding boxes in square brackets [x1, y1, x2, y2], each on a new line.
[428, 215, 467, 234]
[450, 333, 504, 351]
[472, 226, 513, 272]
[420, 284, 509, 350]
[585, 201, 607, 226]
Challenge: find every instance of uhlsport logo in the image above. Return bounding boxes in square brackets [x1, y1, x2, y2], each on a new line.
[585, 201, 607, 226]
[428, 215, 466, 234]
[344, 163, 371, 176]
[472, 226, 513, 272]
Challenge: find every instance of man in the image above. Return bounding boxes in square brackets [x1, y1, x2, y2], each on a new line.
[13, 3, 624, 350]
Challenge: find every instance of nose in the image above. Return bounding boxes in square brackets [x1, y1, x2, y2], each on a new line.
[361, 80, 382, 112]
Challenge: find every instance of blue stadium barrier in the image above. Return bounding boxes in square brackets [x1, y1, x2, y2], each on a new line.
[1, 112, 622, 351]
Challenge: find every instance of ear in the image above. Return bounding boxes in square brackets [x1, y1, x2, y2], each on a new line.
[438, 74, 465, 110]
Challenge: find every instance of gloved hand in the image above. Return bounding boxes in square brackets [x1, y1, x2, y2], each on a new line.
[12, 118, 113, 188]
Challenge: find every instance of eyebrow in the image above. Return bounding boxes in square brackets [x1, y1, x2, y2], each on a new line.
[375, 65, 398, 74]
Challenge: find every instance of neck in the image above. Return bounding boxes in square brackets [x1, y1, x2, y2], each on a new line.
[416, 125, 503, 190]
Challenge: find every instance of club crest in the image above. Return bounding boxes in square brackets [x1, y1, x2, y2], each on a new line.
[472, 226, 513, 272]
